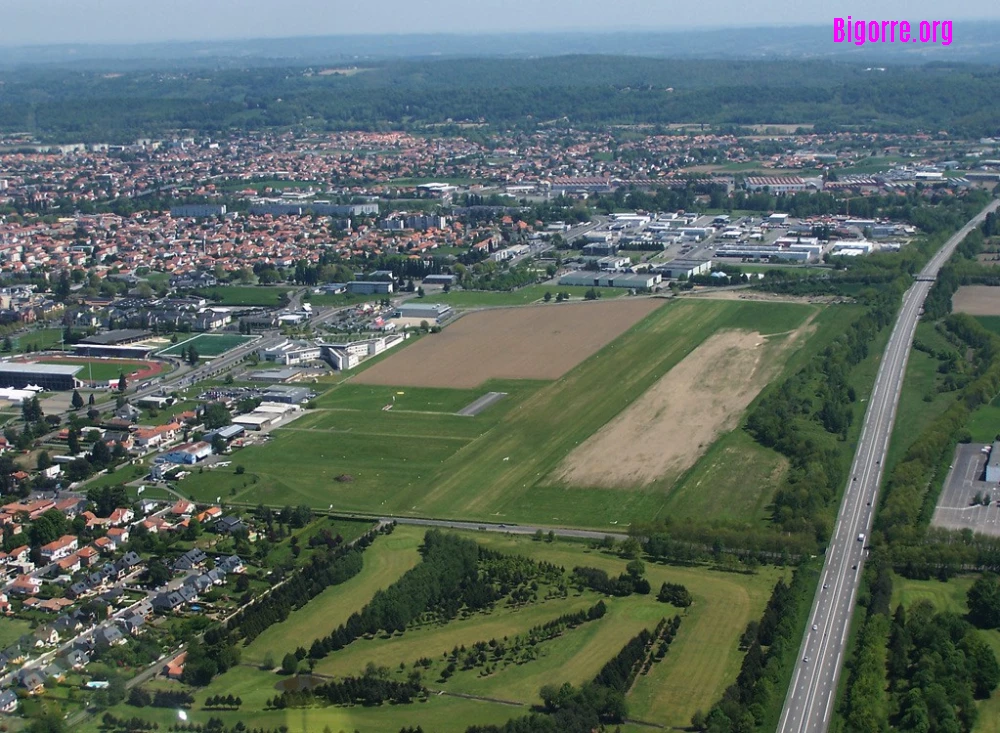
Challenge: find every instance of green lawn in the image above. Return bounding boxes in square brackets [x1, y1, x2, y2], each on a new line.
[243, 528, 423, 666]
[974, 316, 1000, 337]
[0, 617, 31, 647]
[665, 428, 788, 524]
[12, 327, 66, 353]
[79, 667, 518, 733]
[431, 284, 631, 308]
[195, 286, 293, 306]
[400, 299, 819, 528]
[183, 299, 838, 529]
[159, 333, 256, 358]
[314, 382, 518, 414]
[968, 404, 1000, 444]
[884, 322, 957, 470]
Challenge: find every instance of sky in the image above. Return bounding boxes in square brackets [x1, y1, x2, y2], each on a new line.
[2, 0, 998, 46]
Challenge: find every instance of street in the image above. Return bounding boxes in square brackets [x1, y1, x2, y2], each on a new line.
[778, 198, 1000, 733]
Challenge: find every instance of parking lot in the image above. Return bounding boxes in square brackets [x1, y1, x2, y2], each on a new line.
[931, 442, 1000, 537]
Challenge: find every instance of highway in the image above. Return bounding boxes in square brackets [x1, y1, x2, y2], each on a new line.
[778, 198, 1000, 733]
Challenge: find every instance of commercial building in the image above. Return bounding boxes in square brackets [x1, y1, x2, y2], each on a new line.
[258, 340, 321, 365]
[0, 363, 83, 391]
[557, 273, 662, 290]
[395, 303, 454, 322]
[321, 334, 406, 370]
[248, 367, 305, 383]
[170, 205, 227, 218]
[203, 424, 245, 443]
[744, 176, 809, 193]
[158, 442, 213, 465]
[261, 386, 313, 404]
[346, 281, 393, 295]
[652, 259, 713, 279]
[987, 442, 1000, 483]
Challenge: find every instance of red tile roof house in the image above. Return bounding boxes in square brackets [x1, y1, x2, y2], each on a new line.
[77, 546, 99, 566]
[5, 545, 29, 564]
[170, 499, 196, 517]
[106, 527, 130, 546]
[93, 536, 115, 553]
[40, 535, 78, 561]
[10, 574, 42, 595]
[107, 507, 134, 526]
[164, 651, 187, 680]
[55, 553, 81, 573]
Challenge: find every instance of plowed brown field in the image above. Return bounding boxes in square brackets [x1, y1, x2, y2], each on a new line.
[354, 299, 663, 388]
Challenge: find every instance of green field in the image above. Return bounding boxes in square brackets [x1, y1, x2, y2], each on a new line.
[180, 299, 839, 528]
[12, 327, 66, 353]
[314, 381, 530, 414]
[975, 316, 1000, 337]
[241, 528, 423, 666]
[79, 527, 780, 733]
[884, 322, 958, 469]
[195, 286, 293, 306]
[38, 358, 145, 381]
[431, 284, 632, 308]
[159, 333, 255, 358]
[0, 617, 31, 647]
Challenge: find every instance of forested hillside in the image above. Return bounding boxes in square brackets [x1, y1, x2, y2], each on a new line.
[2, 57, 1000, 141]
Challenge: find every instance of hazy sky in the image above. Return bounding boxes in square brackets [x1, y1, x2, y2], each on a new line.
[2, 0, 997, 45]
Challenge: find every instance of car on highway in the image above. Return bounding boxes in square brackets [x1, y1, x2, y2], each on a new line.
[803, 656, 809, 663]
[812, 624, 818, 631]
[823, 583, 829, 589]
[858, 533, 865, 542]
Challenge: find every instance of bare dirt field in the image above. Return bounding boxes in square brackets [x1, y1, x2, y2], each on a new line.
[953, 286, 1000, 315]
[354, 299, 663, 389]
[553, 324, 809, 489]
[682, 289, 844, 305]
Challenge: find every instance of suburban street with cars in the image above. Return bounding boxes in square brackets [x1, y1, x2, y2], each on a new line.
[778, 198, 1000, 733]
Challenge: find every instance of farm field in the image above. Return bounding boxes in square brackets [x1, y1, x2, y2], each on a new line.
[399, 299, 821, 527]
[159, 333, 256, 358]
[195, 285, 293, 306]
[554, 316, 815, 489]
[180, 298, 848, 528]
[953, 285, 1000, 316]
[355, 298, 664, 388]
[431, 284, 631, 308]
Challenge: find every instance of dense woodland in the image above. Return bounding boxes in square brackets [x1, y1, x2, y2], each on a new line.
[3, 58, 1000, 141]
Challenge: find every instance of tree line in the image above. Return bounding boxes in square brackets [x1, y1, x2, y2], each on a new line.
[226, 524, 388, 645]
[696, 568, 816, 732]
[267, 673, 425, 709]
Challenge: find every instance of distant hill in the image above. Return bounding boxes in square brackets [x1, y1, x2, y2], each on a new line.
[1, 24, 999, 70]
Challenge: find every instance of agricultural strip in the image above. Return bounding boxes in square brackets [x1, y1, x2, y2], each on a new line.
[952, 285, 1000, 316]
[399, 299, 820, 527]
[354, 298, 664, 388]
[554, 319, 813, 489]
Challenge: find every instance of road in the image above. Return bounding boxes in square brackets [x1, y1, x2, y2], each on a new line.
[778, 198, 1000, 733]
